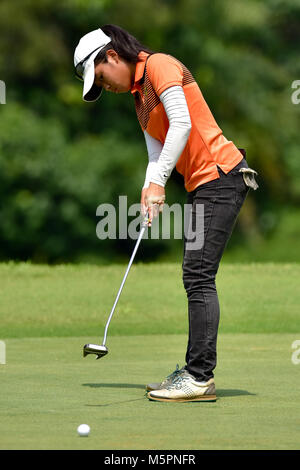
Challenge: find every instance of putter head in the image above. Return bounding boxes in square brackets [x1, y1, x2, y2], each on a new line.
[83, 343, 108, 360]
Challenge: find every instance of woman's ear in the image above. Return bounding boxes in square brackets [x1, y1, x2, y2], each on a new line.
[105, 49, 119, 63]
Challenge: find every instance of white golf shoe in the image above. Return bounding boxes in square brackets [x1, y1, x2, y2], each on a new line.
[147, 373, 217, 402]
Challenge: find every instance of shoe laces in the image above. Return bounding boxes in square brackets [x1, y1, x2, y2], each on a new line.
[166, 374, 190, 391]
[166, 364, 182, 380]
[160, 364, 184, 388]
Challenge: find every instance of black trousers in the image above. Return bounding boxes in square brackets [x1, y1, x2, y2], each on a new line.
[182, 157, 250, 381]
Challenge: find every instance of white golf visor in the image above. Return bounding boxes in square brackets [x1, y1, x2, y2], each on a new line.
[82, 48, 103, 102]
[74, 28, 111, 102]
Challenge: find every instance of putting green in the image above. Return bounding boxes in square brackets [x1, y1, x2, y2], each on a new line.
[0, 333, 299, 450]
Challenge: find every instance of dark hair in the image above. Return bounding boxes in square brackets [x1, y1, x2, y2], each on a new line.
[94, 24, 155, 65]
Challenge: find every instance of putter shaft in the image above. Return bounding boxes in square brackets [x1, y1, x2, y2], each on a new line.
[102, 214, 149, 346]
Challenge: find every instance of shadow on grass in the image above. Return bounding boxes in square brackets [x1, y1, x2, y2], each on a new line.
[83, 383, 256, 397]
[217, 389, 256, 397]
[83, 383, 146, 406]
[83, 383, 145, 390]
[85, 398, 146, 407]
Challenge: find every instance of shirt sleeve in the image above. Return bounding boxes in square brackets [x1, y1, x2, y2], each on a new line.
[148, 85, 191, 187]
[142, 131, 163, 189]
[146, 53, 183, 96]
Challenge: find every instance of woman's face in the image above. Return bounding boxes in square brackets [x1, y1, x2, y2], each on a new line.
[94, 50, 135, 94]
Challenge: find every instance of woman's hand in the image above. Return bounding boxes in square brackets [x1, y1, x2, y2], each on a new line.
[141, 183, 165, 226]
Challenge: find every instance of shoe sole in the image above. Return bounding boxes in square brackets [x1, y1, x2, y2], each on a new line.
[147, 392, 217, 402]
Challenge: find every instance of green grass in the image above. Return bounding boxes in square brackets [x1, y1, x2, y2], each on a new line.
[0, 262, 299, 450]
[1, 334, 299, 450]
[0, 262, 299, 338]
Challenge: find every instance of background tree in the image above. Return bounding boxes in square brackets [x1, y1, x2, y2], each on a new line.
[0, 0, 299, 263]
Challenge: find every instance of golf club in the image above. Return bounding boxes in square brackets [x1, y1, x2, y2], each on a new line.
[83, 210, 151, 359]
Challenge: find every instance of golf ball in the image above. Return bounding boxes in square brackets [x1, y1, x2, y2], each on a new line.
[77, 424, 90, 437]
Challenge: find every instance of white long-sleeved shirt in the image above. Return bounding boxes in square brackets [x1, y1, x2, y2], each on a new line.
[142, 85, 192, 189]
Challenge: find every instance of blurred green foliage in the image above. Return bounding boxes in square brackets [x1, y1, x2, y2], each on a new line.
[0, 0, 300, 263]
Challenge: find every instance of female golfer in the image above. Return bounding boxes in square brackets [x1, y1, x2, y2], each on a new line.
[74, 25, 258, 402]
